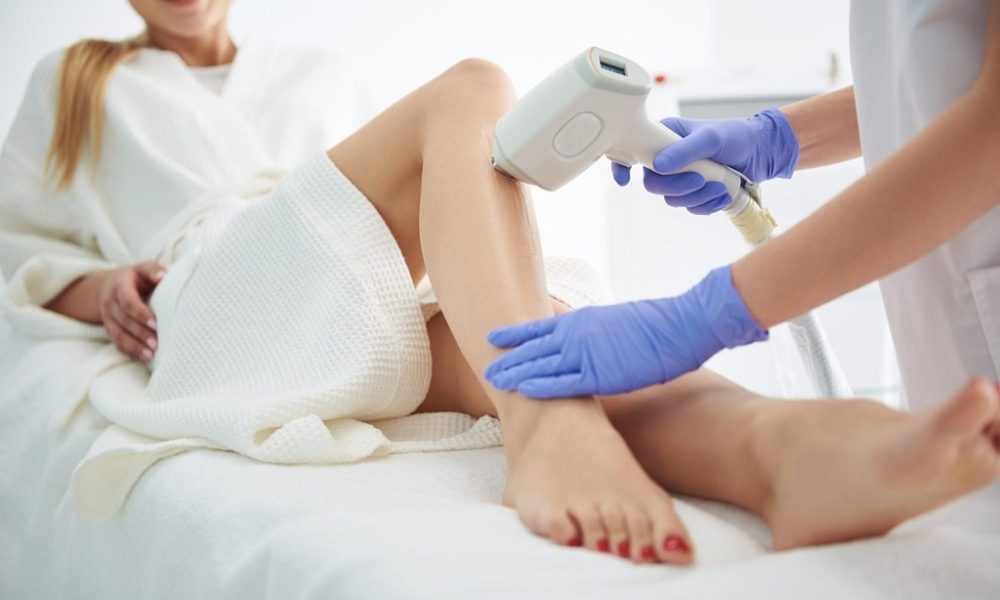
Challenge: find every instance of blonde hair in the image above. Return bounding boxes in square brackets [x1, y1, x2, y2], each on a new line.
[46, 34, 147, 190]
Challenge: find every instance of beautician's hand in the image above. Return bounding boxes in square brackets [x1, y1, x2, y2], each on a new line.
[485, 266, 768, 398]
[98, 262, 165, 363]
[611, 108, 799, 214]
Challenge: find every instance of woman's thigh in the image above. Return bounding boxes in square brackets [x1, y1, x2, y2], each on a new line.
[327, 86, 428, 283]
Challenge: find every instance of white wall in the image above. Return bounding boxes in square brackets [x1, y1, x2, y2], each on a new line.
[1, 1, 897, 400]
[0, 0, 849, 268]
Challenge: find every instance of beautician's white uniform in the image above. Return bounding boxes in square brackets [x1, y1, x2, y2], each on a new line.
[851, 0, 999, 410]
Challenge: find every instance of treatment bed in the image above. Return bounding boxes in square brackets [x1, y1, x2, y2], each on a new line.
[2, 318, 999, 600]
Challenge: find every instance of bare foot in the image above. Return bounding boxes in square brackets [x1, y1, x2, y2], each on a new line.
[755, 379, 1000, 550]
[499, 398, 694, 564]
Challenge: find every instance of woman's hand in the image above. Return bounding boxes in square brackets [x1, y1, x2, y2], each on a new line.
[97, 262, 165, 362]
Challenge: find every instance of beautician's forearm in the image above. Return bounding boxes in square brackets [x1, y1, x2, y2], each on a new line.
[734, 71, 1000, 327]
[781, 86, 861, 169]
[43, 271, 107, 323]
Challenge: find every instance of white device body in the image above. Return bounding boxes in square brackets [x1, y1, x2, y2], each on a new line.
[493, 47, 773, 243]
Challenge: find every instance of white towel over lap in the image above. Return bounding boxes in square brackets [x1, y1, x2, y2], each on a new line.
[72, 154, 610, 519]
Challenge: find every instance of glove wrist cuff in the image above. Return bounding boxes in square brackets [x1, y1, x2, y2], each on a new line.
[758, 107, 800, 180]
[691, 265, 769, 350]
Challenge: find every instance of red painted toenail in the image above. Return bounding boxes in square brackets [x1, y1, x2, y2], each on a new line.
[640, 545, 656, 561]
[596, 538, 611, 553]
[663, 535, 691, 554]
[617, 541, 631, 557]
[567, 537, 582, 547]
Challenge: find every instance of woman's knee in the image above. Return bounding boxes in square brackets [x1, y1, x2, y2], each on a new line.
[433, 58, 515, 110]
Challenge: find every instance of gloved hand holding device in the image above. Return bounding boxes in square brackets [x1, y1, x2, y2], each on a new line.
[611, 108, 800, 214]
[488, 47, 843, 399]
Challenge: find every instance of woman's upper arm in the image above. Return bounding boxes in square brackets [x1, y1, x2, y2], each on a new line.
[0, 50, 111, 317]
[0, 50, 86, 263]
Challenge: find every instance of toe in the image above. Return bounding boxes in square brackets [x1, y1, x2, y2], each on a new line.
[970, 435, 1000, 475]
[549, 512, 582, 547]
[524, 507, 580, 547]
[933, 379, 999, 439]
[650, 505, 693, 565]
[624, 509, 656, 563]
[599, 503, 629, 559]
[987, 421, 1000, 452]
[570, 504, 609, 552]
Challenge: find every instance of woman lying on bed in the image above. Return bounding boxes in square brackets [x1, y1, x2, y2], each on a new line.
[3, 0, 999, 565]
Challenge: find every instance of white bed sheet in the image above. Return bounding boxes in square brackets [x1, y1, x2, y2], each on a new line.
[2, 321, 999, 600]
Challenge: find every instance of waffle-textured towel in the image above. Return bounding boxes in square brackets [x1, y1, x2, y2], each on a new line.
[71, 154, 611, 519]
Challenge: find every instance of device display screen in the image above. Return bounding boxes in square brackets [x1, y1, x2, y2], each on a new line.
[599, 59, 626, 76]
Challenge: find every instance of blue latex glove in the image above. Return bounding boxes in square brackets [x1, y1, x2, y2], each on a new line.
[484, 265, 768, 398]
[611, 107, 799, 214]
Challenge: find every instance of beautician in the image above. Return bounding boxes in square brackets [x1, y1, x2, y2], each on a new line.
[486, 0, 1000, 412]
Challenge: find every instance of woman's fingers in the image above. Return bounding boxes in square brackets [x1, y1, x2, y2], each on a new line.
[135, 261, 167, 285]
[97, 265, 162, 362]
[115, 285, 156, 342]
[135, 263, 164, 330]
[104, 309, 153, 362]
[133, 262, 166, 310]
[107, 300, 156, 352]
[109, 289, 156, 359]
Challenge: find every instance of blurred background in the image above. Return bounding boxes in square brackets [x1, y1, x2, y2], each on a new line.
[0, 0, 900, 403]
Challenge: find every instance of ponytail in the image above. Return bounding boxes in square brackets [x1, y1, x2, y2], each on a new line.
[46, 34, 147, 189]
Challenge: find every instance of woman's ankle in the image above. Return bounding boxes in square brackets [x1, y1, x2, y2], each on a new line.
[496, 395, 606, 458]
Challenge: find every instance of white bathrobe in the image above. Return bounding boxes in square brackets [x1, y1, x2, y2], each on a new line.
[0, 41, 607, 518]
[2, 42, 365, 336]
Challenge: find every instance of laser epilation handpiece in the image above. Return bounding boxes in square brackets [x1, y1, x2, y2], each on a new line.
[492, 47, 777, 244]
[492, 47, 852, 398]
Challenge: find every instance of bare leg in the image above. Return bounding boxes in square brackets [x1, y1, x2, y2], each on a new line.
[603, 373, 1000, 549]
[328, 60, 689, 564]
[421, 306, 1000, 551]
